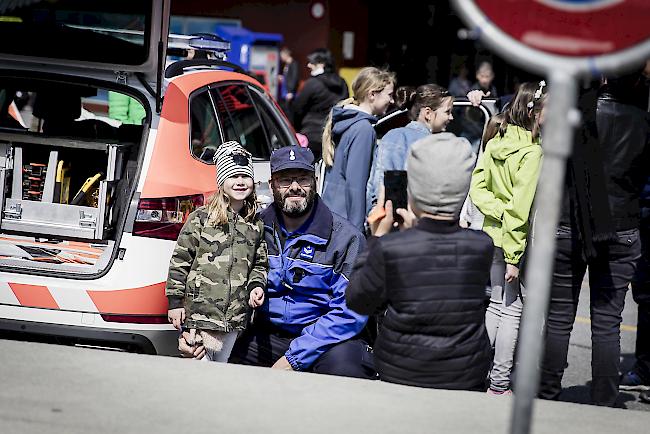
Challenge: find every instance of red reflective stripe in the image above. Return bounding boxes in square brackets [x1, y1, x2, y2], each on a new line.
[9, 283, 59, 309]
[87, 283, 167, 315]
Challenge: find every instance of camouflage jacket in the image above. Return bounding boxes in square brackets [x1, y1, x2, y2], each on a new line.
[166, 207, 268, 332]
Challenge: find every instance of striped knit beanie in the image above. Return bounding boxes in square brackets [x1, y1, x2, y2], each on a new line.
[213, 141, 254, 186]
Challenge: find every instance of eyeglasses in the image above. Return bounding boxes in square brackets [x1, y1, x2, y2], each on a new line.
[273, 176, 312, 188]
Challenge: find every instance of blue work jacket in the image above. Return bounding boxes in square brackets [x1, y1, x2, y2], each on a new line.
[258, 197, 368, 371]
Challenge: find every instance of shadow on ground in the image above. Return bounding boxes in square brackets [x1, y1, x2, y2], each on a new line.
[556, 353, 648, 409]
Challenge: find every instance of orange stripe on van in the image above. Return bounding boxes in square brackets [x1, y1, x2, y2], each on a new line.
[67, 241, 104, 253]
[9, 101, 26, 128]
[9, 283, 60, 309]
[87, 283, 167, 315]
[0, 237, 104, 254]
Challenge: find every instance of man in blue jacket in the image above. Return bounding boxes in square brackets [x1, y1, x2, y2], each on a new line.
[179, 146, 375, 378]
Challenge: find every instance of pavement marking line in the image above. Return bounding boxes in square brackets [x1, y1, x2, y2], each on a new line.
[575, 316, 637, 332]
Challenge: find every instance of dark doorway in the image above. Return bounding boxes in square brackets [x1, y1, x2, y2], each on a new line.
[366, 2, 538, 96]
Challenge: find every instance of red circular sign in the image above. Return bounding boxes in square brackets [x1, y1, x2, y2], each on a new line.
[475, 0, 650, 56]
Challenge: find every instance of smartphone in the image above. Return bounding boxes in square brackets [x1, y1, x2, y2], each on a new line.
[384, 170, 408, 223]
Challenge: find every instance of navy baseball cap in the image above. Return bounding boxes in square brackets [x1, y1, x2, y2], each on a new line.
[270, 146, 315, 174]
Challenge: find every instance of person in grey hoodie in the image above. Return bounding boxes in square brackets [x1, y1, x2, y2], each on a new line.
[320, 67, 396, 232]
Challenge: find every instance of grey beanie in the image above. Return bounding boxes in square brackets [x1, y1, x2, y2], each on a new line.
[213, 141, 254, 186]
[406, 132, 474, 218]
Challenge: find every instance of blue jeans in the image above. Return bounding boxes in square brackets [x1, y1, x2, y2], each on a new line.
[539, 225, 641, 406]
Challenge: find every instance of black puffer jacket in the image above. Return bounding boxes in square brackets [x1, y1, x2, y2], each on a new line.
[347, 219, 493, 390]
[292, 72, 349, 157]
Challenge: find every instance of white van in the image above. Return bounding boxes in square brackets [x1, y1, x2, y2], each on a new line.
[0, 0, 297, 354]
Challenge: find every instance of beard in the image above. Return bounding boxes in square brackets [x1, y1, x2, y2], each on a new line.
[273, 184, 316, 218]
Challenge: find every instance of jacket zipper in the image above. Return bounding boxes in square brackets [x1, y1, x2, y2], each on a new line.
[273, 226, 290, 321]
[224, 217, 235, 332]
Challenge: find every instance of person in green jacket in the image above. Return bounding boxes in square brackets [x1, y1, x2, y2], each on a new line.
[469, 81, 547, 395]
[108, 91, 146, 125]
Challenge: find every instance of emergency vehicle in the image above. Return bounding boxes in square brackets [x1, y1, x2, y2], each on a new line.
[0, 0, 296, 354]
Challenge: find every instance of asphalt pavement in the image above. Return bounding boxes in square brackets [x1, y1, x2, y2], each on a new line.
[0, 276, 648, 434]
[1, 338, 650, 434]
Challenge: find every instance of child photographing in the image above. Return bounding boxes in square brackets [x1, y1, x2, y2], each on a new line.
[346, 134, 494, 390]
[166, 141, 268, 362]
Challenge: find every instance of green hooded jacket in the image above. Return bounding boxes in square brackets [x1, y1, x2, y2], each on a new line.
[166, 207, 268, 332]
[108, 91, 146, 125]
[469, 125, 542, 265]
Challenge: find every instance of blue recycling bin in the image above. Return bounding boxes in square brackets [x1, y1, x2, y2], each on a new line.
[214, 25, 283, 98]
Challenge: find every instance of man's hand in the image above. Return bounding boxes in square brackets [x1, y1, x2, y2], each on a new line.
[505, 264, 519, 283]
[168, 307, 185, 330]
[467, 89, 490, 107]
[249, 287, 265, 308]
[178, 329, 205, 360]
[271, 356, 294, 371]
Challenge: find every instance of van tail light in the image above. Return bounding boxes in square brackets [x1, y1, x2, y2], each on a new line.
[101, 314, 168, 324]
[133, 194, 204, 240]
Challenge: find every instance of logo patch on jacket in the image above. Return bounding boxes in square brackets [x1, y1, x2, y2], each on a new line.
[300, 245, 315, 260]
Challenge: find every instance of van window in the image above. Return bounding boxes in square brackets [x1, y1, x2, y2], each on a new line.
[189, 90, 222, 163]
[0, 82, 143, 141]
[211, 85, 271, 160]
[0, 0, 151, 65]
[249, 89, 291, 152]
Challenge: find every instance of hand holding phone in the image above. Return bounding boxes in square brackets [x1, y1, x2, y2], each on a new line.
[367, 184, 417, 237]
[384, 170, 408, 223]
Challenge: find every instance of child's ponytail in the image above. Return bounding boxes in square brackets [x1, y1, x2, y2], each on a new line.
[404, 84, 451, 121]
[322, 97, 355, 167]
[482, 112, 506, 151]
[395, 86, 416, 111]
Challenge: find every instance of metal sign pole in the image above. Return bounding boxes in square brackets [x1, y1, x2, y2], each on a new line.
[449, 2, 650, 432]
[510, 70, 577, 434]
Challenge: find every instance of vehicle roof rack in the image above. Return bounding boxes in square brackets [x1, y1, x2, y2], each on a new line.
[164, 59, 246, 78]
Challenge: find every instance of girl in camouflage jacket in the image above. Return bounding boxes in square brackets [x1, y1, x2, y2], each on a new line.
[166, 141, 268, 362]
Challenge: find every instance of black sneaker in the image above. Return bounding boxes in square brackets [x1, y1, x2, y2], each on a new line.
[619, 370, 650, 391]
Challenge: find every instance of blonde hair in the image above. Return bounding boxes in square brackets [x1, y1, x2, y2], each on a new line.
[322, 67, 396, 167]
[205, 187, 258, 226]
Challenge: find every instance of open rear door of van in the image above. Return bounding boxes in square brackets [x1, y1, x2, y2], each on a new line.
[0, 0, 170, 102]
[0, 1, 171, 276]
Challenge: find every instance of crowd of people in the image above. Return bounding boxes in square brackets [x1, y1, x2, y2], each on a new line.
[166, 51, 650, 408]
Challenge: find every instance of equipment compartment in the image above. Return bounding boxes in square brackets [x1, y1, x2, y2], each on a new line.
[0, 133, 128, 240]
